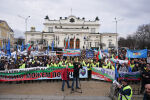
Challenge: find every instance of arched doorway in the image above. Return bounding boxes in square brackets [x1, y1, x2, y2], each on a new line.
[76, 39, 80, 49]
[70, 38, 74, 49]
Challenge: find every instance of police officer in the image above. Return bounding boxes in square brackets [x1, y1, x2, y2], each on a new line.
[117, 79, 133, 100]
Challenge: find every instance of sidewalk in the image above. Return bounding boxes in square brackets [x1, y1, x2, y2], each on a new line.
[0, 95, 111, 100]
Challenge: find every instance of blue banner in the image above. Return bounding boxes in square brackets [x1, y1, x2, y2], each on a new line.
[127, 49, 147, 58]
[86, 50, 94, 58]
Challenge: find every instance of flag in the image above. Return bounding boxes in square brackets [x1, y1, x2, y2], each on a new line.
[96, 48, 102, 60]
[0, 46, 1, 57]
[21, 42, 24, 51]
[115, 63, 119, 80]
[47, 44, 49, 54]
[68, 38, 70, 49]
[7, 39, 11, 56]
[51, 40, 54, 51]
[127, 49, 147, 58]
[36, 45, 38, 51]
[64, 38, 68, 49]
[17, 44, 19, 51]
[26, 43, 31, 51]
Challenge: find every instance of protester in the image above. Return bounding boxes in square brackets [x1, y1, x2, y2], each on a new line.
[117, 79, 133, 100]
[71, 57, 82, 91]
[118, 63, 128, 73]
[141, 64, 150, 93]
[143, 84, 150, 100]
[61, 64, 70, 91]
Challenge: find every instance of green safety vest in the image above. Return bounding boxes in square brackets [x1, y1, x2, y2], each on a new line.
[118, 85, 132, 100]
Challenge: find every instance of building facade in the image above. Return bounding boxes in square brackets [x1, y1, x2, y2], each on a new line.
[25, 15, 118, 50]
[0, 20, 14, 48]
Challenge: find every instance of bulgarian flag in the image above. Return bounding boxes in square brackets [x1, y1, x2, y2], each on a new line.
[26, 43, 31, 51]
[96, 48, 102, 60]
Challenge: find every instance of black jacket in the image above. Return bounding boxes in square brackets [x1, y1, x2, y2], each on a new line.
[73, 62, 82, 78]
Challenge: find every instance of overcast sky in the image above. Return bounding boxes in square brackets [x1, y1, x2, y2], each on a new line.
[0, 0, 150, 38]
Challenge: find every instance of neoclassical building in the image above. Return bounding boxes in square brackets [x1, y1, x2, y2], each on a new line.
[25, 15, 118, 50]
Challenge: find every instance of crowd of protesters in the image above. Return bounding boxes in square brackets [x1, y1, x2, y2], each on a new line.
[0, 49, 150, 93]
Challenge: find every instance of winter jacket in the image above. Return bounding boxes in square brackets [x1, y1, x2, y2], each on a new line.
[61, 68, 70, 80]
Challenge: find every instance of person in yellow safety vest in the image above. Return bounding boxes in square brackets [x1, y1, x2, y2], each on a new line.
[59, 60, 63, 67]
[91, 61, 97, 67]
[117, 79, 132, 100]
[47, 61, 51, 68]
[19, 62, 26, 69]
[110, 63, 115, 70]
[106, 60, 111, 69]
[69, 61, 73, 67]
[87, 60, 92, 80]
[130, 60, 135, 70]
[96, 60, 100, 67]
[62, 61, 66, 67]
[102, 62, 108, 69]
[55, 60, 59, 67]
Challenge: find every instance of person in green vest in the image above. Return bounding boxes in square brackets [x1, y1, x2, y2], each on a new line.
[117, 79, 133, 100]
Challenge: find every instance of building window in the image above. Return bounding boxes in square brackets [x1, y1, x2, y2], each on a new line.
[45, 35, 47, 37]
[76, 39, 80, 49]
[70, 39, 74, 49]
[91, 28, 95, 33]
[89, 42, 92, 47]
[31, 34, 34, 36]
[95, 42, 99, 47]
[48, 27, 53, 33]
[109, 36, 112, 37]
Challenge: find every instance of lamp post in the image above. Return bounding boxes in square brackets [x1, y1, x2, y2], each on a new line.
[18, 15, 30, 32]
[113, 17, 123, 50]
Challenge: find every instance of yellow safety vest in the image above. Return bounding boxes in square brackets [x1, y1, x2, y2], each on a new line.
[47, 64, 50, 68]
[58, 61, 63, 67]
[87, 63, 91, 70]
[130, 64, 135, 69]
[102, 65, 108, 69]
[62, 64, 66, 67]
[69, 63, 73, 67]
[19, 63, 25, 69]
[92, 63, 97, 67]
[96, 62, 99, 67]
[111, 65, 115, 70]
[118, 85, 132, 100]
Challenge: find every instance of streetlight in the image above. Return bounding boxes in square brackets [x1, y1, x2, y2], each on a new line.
[18, 15, 30, 32]
[113, 17, 123, 50]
